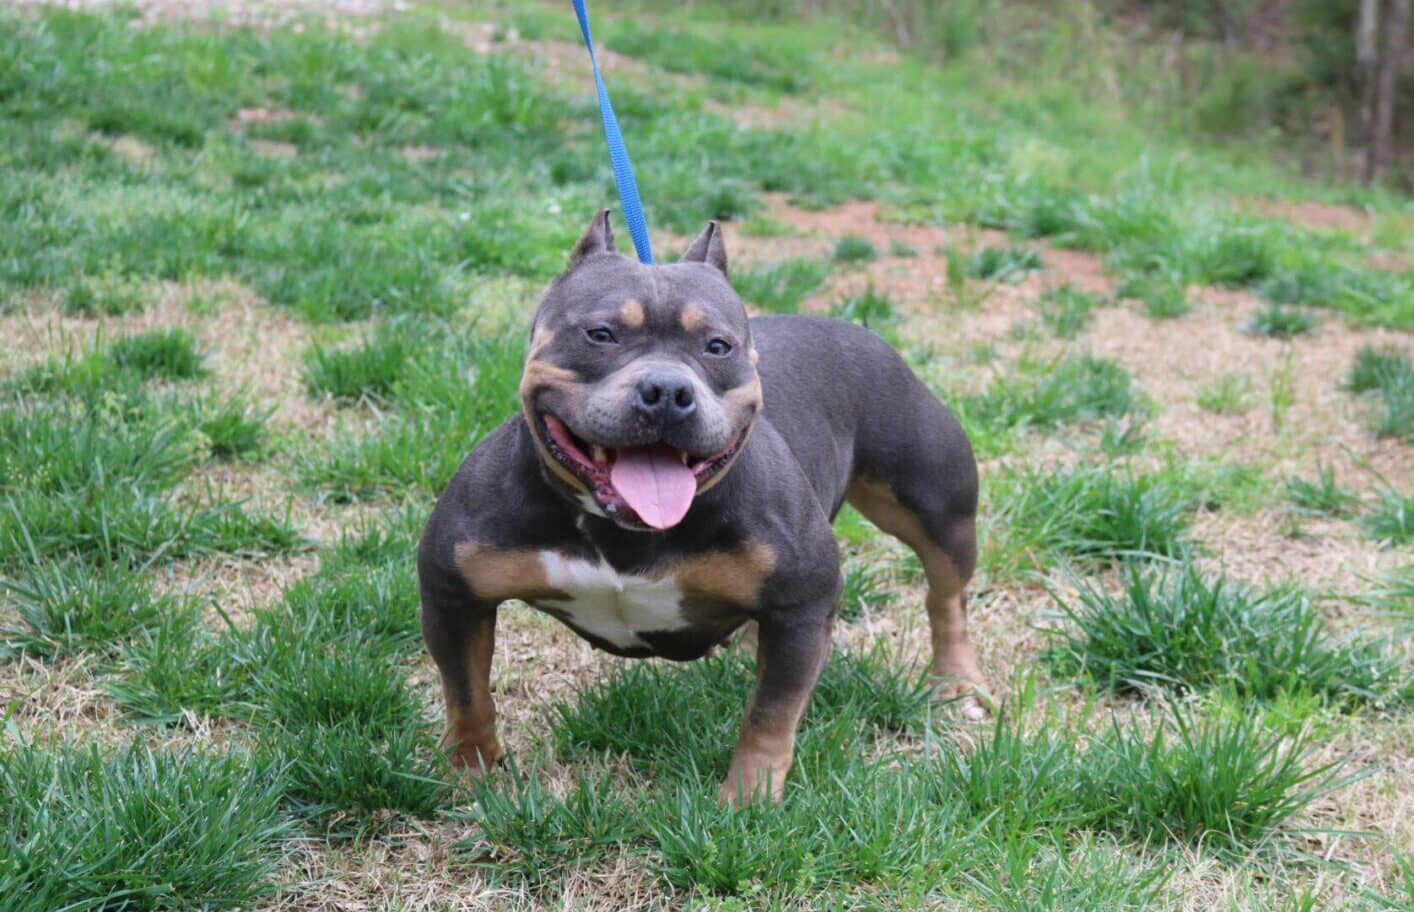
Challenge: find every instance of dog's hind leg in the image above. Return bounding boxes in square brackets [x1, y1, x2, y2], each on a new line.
[844, 477, 987, 718]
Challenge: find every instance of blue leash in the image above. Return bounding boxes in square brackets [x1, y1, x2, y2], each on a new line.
[571, 0, 654, 264]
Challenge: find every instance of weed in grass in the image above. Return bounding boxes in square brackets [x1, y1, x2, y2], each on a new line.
[966, 245, 1043, 282]
[1244, 303, 1318, 338]
[986, 466, 1192, 574]
[1344, 345, 1413, 441]
[62, 270, 146, 316]
[1182, 459, 1271, 514]
[740, 216, 794, 237]
[0, 739, 288, 911]
[1195, 370, 1252, 414]
[839, 559, 892, 621]
[191, 396, 269, 459]
[1284, 463, 1360, 518]
[833, 235, 877, 263]
[1036, 285, 1097, 339]
[0, 558, 176, 661]
[107, 617, 243, 724]
[464, 767, 642, 885]
[299, 322, 525, 500]
[963, 355, 1139, 432]
[1119, 274, 1190, 319]
[889, 239, 918, 257]
[1362, 488, 1412, 547]
[1084, 701, 1345, 856]
[828, 285, 901, 346]
[106, 328, 208, 381]
[1189, 224, 1278, 287]
[263, 719, 448, 828]
[1269, 346, 1296, 432]
[1046, 565, 1403, 707]
[553, 649, 932, 785]
[733, 258, 830, 314]
[303, 322, 417, 402]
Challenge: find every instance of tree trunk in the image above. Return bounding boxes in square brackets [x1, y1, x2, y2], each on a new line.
[1357, 0, 1380, 148]
[1365, 0, 1411, 183]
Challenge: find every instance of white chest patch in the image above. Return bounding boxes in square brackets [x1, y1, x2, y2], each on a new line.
[531, 552, 688, 649]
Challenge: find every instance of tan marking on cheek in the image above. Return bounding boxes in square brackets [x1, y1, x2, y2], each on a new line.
[748, 347, 759, 365]
[528, 327, 555, 360]
[680, 302, 706, 332]
[723, 373, 764, 413]
[670, 542, 777, 606]
[453, 542, 567, 602]
[619, 298, 645, 328]
[518, 358, 580, 400]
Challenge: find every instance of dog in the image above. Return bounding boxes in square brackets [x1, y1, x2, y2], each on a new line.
[418, 210, 982, 803]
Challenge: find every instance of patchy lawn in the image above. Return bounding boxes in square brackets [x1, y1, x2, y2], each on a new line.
[1, 2, 1410, 909]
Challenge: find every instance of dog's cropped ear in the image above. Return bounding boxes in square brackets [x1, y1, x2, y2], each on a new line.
[679, 220, 728, 277]
[570, 208, 617, 267]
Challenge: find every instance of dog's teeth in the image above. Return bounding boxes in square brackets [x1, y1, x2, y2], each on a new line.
[592, 446, 608, 465]
[679, 450, 690, 465]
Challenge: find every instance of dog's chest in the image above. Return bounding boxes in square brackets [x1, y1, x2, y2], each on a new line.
[529, 552, 689, 649]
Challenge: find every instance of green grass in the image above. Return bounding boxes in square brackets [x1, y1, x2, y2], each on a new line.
[1363, 488, 1412, 547]
[1036, 285, 1098, 338]
[106, 328, 208, 380]
[0, 558, 178, 662]
[1284, 464, 1360, 518]
[828, 285, 901, 346]
[1119, 274, 1190, 319]
[986, 466, 1193, 575]
[191, 396, 270, 460]
[1344, 346, 1414, 441]
[0, 739, 289, 911]
[966, 245, 1044, 282]
[833, 234, 877, 263]
[1046, 565, 1404, 708]
[1195, 370, 1252, 414]
[1243, 303, 1318, 338]
[733, 258, 830, 314]
[962, 355, 1140, 434]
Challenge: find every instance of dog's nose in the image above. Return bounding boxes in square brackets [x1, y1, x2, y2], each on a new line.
[634, 373, 696, 425]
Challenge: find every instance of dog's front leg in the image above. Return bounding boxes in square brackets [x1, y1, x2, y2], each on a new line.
[421, 578, 504, 775]
[720, 609, 833, 805]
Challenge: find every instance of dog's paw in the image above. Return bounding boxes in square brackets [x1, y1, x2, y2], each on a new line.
[932, 678, 993, 721]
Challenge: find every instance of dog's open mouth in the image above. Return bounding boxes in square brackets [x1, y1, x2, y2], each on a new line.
[539, 412, 745, 529]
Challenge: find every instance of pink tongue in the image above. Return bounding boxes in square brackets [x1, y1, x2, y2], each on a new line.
[609, 445, 697, 529]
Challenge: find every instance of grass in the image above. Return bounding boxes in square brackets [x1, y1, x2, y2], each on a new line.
[1284, 463, 1360, 518]
[828, 285, 901, 346]
[962, 355, 1140, 434]
[0, 2, 1409, 906]
[833, 234, 877, 263]
[1195, 370, 1252, 414]
[966, 245, 1044, 282]
[0, 738, 289, 911]
[733, 258, 830, 314]
[0, 558, 178, 661]
[986, 466, 1193, 575]
[1036, 285, 1098, 338]
[1243, 303, 1319, 338]
[1046, 565, 1404, 708]
[1363, 488, 1412, 547]
[1345, 346, 1414, 441]
[1119, 274, 1190, 319]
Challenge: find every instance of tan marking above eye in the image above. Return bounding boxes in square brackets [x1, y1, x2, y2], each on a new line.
[453, 541, 568, 602]
[619, 298, 645, 328]
[680, 302, 707, 332]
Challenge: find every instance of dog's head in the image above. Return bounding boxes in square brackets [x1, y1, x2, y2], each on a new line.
[520, 210, 762, 531]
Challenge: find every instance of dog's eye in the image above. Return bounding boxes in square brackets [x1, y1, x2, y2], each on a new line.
[704, 338, 733, 357]
[585, 327, 617, 345]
